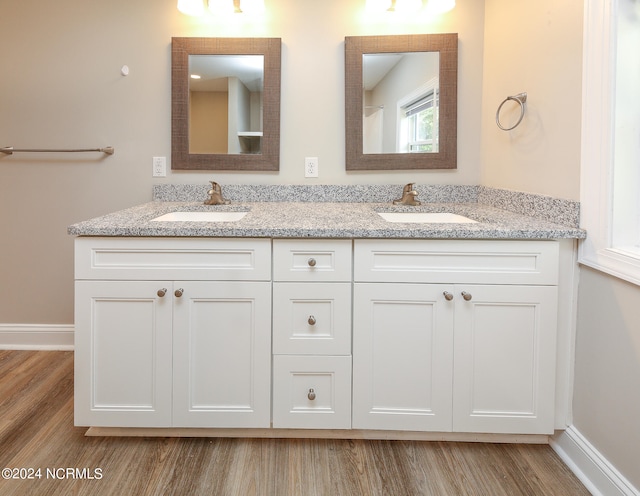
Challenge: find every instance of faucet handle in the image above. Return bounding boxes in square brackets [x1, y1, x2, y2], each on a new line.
[393, 183, 421, 206]
[204, 180, 230, 205]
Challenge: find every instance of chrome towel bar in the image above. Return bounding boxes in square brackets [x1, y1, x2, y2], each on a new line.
[0, 146, 114, 156]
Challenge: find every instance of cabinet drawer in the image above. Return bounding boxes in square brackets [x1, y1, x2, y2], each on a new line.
[75, 237, 271, 281]
[273, 239, 352, 282]
[272, 355, 352, 429]
[354, 239, 559, 285]
[273, 283, 351, 355]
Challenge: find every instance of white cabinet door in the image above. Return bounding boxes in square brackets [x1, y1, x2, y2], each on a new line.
[74, 281, 173, 427]
[352, 283, 455, 431]
[453, 284, 558, 434]
[172, 281, 272, 428]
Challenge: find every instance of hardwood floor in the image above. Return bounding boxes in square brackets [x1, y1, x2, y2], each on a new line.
[0, 351, 590, 495]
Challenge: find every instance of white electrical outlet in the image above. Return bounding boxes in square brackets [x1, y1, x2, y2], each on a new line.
[305, 157, 319, 178]
[152, 156, 166, 177]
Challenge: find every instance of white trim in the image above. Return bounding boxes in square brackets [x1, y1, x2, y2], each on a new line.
[554, 239, 580, 429]
[551, 426, 640, 496]
[581, 248, 640, 287]
[85, 426, 549, 443]
[579, 0, 640, 287]
[0, 324, 74, 350]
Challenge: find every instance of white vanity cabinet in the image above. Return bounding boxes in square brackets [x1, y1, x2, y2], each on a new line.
[74, 237, 272, 428]
[271, 239, 353, 429]
[74, 234, 568, 437]
[352, 239, 559, 435]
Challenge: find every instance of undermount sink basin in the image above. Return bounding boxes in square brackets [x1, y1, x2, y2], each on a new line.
[151, 211, 247, 222]
[378, 212, 478, 224]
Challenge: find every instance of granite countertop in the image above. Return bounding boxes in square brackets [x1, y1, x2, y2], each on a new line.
[68, 184, 586, 240]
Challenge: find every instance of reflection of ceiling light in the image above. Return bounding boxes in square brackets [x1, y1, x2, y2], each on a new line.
[190, 74, 201, 79]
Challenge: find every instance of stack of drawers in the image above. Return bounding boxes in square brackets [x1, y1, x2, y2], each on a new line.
[272, 239, 353, 429]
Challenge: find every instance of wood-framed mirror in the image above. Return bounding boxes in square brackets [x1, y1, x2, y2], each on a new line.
[172, 37, 281, 171]
[345, 33, 458, 171]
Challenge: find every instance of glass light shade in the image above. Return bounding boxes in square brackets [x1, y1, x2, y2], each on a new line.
[425, 0, 455, 14]
[177, 0, 205, 16]
[207, 0, 234, 14]
[366, 0, 422, 13]
[393, 0, 422, 13]
[208, 0, 265, 14]
[238, 0, 265, 14]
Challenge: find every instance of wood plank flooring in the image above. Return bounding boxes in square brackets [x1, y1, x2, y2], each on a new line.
[0, 351, 590, 495]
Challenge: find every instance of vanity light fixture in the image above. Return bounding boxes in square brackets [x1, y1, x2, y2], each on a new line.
[387, 0, 422, 12]
[366, 0, 454, 14]
[425, 0, 455, 14]
[178, 0, 265, 16]
[366, 0, 421, 13]
[177, 0, 205, 16]
[209, 0, 265, 14]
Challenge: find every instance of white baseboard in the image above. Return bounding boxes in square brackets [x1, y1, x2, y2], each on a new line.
[551, 426, 639, 496]
[0, 324, 74, 350]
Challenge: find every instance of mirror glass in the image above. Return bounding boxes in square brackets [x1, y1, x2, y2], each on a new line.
[172, 37, 281, 171]
[346, 34, 457, 170]
[363, 52, 440, 154]
[189, 55, 264, 155]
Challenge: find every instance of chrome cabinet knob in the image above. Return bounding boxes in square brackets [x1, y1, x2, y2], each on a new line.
[461, 291, 473, 301]
[174, 288, 184, 298]
[307, 258, 317, 267]
[157, 288, 167, 297]
[308, 388, 316, 401]
[308, 315, 316, 326]
[443, 291, 454, 301]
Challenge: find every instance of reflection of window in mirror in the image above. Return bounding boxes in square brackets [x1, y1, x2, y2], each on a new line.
[362, 52, 440, 155]
[399, 78, 439, 153]
[347, 33, 457, 170]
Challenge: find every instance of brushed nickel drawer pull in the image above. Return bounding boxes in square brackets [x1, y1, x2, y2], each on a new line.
[174, 288, 184, 297]
[443, 291, 454, 301]
[307, 257, 317, 267]
[462, 291, 473, 301]
[308, 315, 316, 326]
[157, 288, 167, 297]
[308, 388, 316, 400]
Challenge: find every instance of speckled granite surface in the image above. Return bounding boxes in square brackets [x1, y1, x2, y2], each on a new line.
[68, 184, 585, 239]
[152, 184, 481, 205]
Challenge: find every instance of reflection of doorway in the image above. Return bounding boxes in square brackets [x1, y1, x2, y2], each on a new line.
[363, 106, 384, 154]
[190, 89, 229, 154]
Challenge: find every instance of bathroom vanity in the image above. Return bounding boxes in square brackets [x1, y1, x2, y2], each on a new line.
[69, 185, 585, 440]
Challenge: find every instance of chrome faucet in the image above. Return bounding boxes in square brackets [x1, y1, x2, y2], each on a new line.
[393, 183, 421, 206]
[204, 181, 230, 205]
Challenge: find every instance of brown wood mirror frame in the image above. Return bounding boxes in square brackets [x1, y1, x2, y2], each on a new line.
[345, 33, 458, 171]
[171, 37, 281, 171]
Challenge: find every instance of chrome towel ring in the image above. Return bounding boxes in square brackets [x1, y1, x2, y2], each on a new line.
[496, 92, 527, 131]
